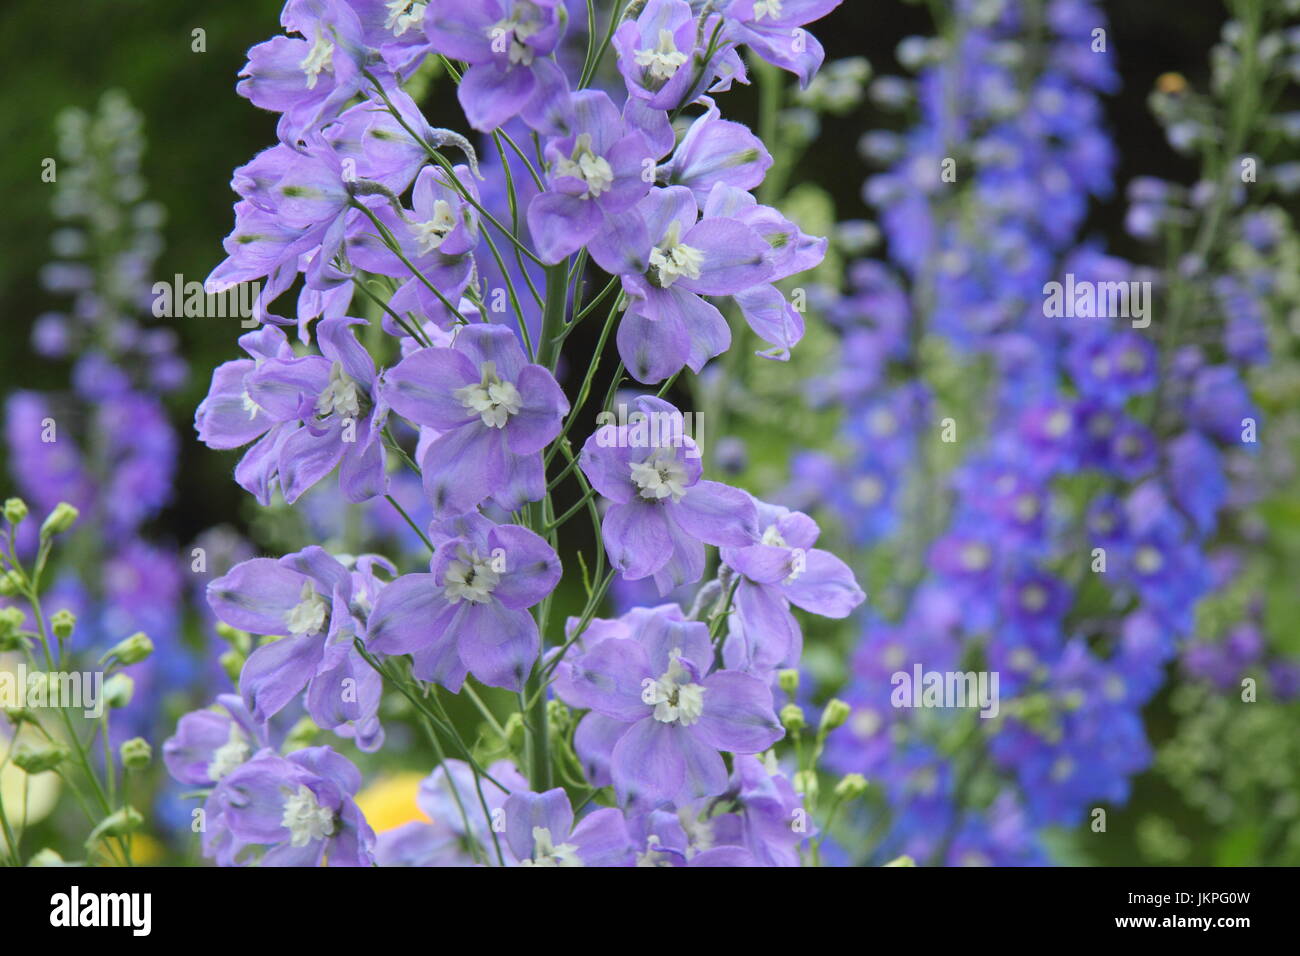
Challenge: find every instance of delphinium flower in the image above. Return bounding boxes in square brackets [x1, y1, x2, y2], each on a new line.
[3, 93, 192, 773]
[172, 0, 853, 868]
[811, 0, 1299, 866]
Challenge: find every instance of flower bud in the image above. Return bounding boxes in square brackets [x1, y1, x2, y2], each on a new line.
[0, 606, 28, 650]
[103, 673, 135, 709]
[102, 631, 152, 667]
[546, 698, 571, 733]
[13, 741, 70, 774]
[3, 497, 28, 525]
[780, 703, 806, 732]
[119, 737, 152, 770]
[5, 706, 34, 726]
[87, 806, 143, 845]
[0, 569, 26, 597]
[39, 502, 80, 539]
[834, 773, 869, 800]
[778, 669, 800, 697]
[504, 711, 526, 752]
[792, 769, 819, 802]
[50, 609, 76, 641]
[819, 698, 851, 733]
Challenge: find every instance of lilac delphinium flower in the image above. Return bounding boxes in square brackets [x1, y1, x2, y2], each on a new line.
[553, 605, 783, 806]
[591, 185, 774, 383]
[203, 746, 375, 867]
[195, 325, 298, 505]
[579, 395, 756, 592]
[503, 788, 635, 866]
[720, 0, 844, 88]
[382, 323, 569, 515]
[242, 316, 389, 504]
[424, 0, 570, 133]
[163, 695, 270, 788]
[367, 513, 561, 690]
[614, 0, 702, 109]
[527, 90, 653, 264]
[721, 494, 865, 676]
[207, 546, 386, 750]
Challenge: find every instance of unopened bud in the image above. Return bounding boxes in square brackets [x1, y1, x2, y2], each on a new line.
[119, 737, 152, 770]
[504, 712, 526, 752]
[3, 497, 28, 525]
[87, 806, 143, 845]
[0, 569, 26, 597]
[102, 631, 152, 667]
[780, 703, 806, 732]
[103, 673, 135, 709]
[819, 698, 851, 733]
[13, 741, 70, 774]
[39, 502, 79, 538]
[0, 606, 28, 650]
[778, 669, 800, 697]
[792, 769, 819, 802]
[834, 773, 869, 800]
[50, 609, 76, 641]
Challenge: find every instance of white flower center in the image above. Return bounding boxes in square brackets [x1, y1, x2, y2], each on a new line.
[443, 551, 501, 605]
[281, 784, 335, 847]
[634, 29, 688, 82]
[384, 0, 425, 36]
[241, 390, 264, 421]
[552, 133, 614, 199]
[286, 581, 329, 637]
[629, 449, 688, 502]
[754, 0, 784, 20]
[960, 542, 991, 571]
[411, 199, 458, 254]
[644, 649, 705, 726]
[636, 834, 674, 867]
[205, 724, 249, 781]
[760, 524, 787, 548]
[520, 827, 583, 867]
[1135, 545, 1163, 574]
[299, 30, 336, 90]
[454, 361, 522, 428]
[316, 361, 363, 420]
[648, 220, 704, 289]
[489, 3, 542, 66]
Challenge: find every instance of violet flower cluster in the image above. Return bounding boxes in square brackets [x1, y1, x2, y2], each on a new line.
[167, 0, 865, 867]
[793, 0, 1300, 865]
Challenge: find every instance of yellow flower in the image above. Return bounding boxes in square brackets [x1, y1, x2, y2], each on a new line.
[354, 771, 427, 833]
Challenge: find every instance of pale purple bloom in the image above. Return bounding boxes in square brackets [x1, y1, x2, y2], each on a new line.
[243, 317, 389, 503]
[207, 546, 386, 750]
[720, 0, 843, 88]
[367, 513, 561, 691]
[203, 746, 375, 867]
[527, 91, 653, 264]
[503, 787, 635, 866]
[580, 396, 757, 591]
[554, 605, 783, 807]
[195, 325, 298, 506]
[381, 323, 568, 515]
[721, 494, 864, 675]
[614, 0, 702, 110]
[590, 186, 773, 382]
[630, 808, 758, 866]
[663, 100, 772, 204]
[163, 695, 269, 788]
[425, 0, 570, 132]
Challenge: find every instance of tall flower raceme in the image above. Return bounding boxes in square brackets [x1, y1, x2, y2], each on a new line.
[169, 0, 869, 867]
[0, 92, 201, 863]
[798, 0, 1300, 866]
